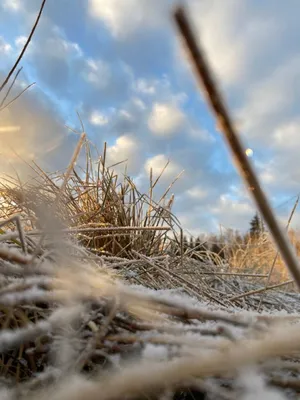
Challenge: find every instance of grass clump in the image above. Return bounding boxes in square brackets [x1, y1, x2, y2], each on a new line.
[0, 138, 181, 259]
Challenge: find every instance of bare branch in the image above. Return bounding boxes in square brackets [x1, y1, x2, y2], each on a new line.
[0, 0, 47, 92]
[173, 6, 300, 290]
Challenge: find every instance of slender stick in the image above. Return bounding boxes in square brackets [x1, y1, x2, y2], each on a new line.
[229, 280, 294, 302]
[0, 67, 22, 109]
[187, 272, 269, 278]
[0, 0, 47, 92]
[59, 132, 86, 195]
[180, 227, 184, 269]
[173, 6, 300, 289]
[0, 83, 36, 112]
[26, 226, 171, 236]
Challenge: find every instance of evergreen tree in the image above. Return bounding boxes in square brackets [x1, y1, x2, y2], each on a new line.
[189, 236, 195, 249]
[195, 236, 202, 249]
[249, 213, 264, 237]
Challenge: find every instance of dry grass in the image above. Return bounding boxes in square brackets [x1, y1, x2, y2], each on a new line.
[0, 138, 180, 259]
[0, 229, 299, 399]
[226, 232, 293, 284]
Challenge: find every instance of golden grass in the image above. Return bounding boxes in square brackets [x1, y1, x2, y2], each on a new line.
[0, 138, 181, 259]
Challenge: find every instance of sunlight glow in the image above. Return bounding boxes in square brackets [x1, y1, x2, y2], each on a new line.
[245, 148, 253, 157]
[0, 126, 20, 133]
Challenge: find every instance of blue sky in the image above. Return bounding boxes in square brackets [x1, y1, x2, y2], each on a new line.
[1, 0, 300, 235]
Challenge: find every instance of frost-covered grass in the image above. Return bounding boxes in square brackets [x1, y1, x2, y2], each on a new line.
[0, 138, 181, 260]
[0, 136, 299, 398]
[0, 229, 299, 399]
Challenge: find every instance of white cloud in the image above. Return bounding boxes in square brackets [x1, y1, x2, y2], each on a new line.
[210, 194, 254, 230]
[256, 121, 300, 190]
[134, 79, 156, 95]
[83, 58, 111, 89]
[144, 154, 182, 180]
[176, 208, 219, 234]
[260, 169, 276, 186]
[273, 121, 300, 149]
[186, 186, 208, 200]
[184, 1, 280, 88]
[89, 111, 109, 126]
[88, 0, 169, 39]
[148, 102, 185, 137]
[238, 55, 300, 141]
[0, 36, 12, 54]
[29, 30, 83, 60]
[106, 134, 141, 173]
[119, 109, 134, 121]
[0, 74, 76, 179]
[15, 36, 27, 48]
[60, 39, 83, 58]
[189, 128, 215, 143]
[185, 1, 246, 86]
[132, 98, 146, 111]
[132, 76, 172, 98]
[3, 0, 21, 11]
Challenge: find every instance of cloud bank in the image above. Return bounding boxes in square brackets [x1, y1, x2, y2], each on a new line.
[1, 0, 300, 234]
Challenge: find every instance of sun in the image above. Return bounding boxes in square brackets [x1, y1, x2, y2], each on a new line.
[245, 148, 253, 158]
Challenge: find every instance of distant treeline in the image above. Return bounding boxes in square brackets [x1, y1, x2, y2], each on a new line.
[172, 213, 266, 262]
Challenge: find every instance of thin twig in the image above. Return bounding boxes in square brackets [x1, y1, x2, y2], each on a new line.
[229, 280, 294, 302]
[173, 6, 300, 290]
[26, 226, 171, 236]
[0, 83, 36, 112]
[0, 0, 47, 92]
[180, 228, 184, 269]
[185, 272, 269, 278]
[59, 132, 86, 195]
[0, 67, 22, 109]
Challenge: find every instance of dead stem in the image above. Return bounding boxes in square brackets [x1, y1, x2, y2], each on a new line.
[173, 5, 300, 289]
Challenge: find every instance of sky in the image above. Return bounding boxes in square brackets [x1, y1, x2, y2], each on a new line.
[1, 0, 300, 236]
